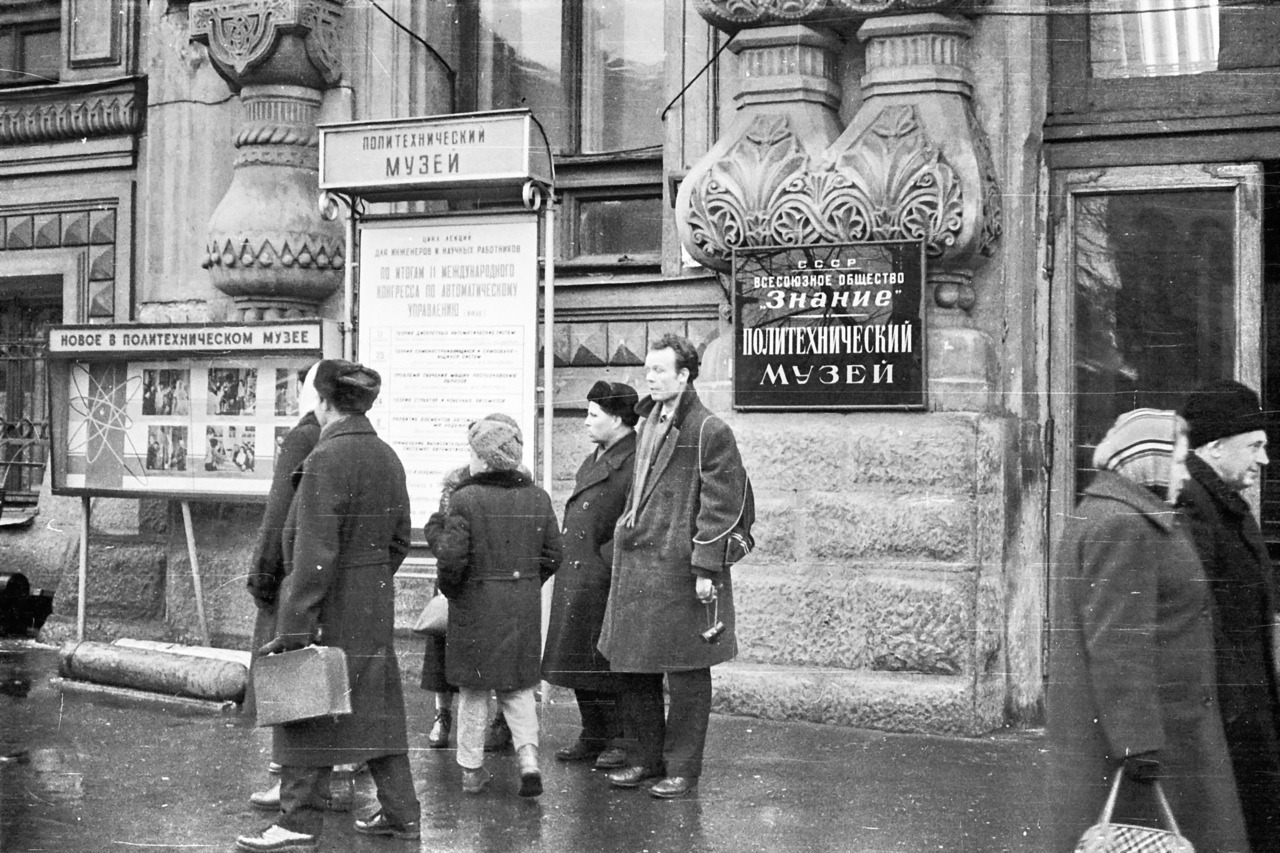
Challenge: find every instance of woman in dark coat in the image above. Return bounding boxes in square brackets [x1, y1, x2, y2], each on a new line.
[433, 414, 562, 797]
[1047, 408, 1248, 853]
[237, 360, 419, 853]
[543, 381, 638, 768]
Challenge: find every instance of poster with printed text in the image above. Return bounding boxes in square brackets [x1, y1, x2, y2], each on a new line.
[357, 214, 540, 532]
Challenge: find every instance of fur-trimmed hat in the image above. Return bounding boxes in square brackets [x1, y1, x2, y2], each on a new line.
[586, 380, 639, 427]
[468, 413, 523, 471]
[313, 359, 381, 414]
[1180, 380, 1267, 448]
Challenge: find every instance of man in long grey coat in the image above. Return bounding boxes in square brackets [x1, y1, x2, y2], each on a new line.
[598, 334, 750, 799]
[236, 360, 418, 853]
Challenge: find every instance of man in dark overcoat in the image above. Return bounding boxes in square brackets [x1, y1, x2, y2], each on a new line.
[1177, 380, 1280, 853]
[598, 334, 750, 799]
[543, 380, 638, 770]
[1047, 408, 1247, 853]
[236, 360, 419, 853]
[243, 362, 355, 814]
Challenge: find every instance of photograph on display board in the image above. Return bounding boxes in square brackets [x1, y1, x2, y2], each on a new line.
[272, 426, 291, 472]
[274, 367, 305, 417]
[141, 368, 191, 417]
[203, 424, 256, 474]
[206, 366, 257, 416]
[144, 425, 188, 473]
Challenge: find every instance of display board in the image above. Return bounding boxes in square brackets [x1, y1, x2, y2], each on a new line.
[732, 241, 927, 410]
[357, 214, 540, 532]
[47, 321, 339, 499]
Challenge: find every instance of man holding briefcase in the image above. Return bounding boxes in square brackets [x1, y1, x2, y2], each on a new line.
[236, 360, 419, 853]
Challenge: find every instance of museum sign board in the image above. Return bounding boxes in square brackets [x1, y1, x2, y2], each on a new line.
[733, 241, 926, 410]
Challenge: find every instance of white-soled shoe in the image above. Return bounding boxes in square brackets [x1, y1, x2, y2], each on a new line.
[234, 824, 317, 852]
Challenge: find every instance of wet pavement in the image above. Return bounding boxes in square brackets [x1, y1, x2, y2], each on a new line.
[0, 639, 1049, 853]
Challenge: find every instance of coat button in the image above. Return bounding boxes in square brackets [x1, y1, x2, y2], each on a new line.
[583, 501, 590, 508]
[512, 571, 521, 579]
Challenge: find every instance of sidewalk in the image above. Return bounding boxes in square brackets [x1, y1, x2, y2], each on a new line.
[1, 639, 1049, 853]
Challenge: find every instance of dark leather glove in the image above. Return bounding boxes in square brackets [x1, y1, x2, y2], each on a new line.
[1123, 751, 1161, 783]
[257, 634, 309, 656]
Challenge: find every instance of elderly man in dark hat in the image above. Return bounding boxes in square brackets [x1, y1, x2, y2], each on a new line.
[1177, 379, 1279, 853]
[237, 360, 419, 853]
[543, 380, 639, 770]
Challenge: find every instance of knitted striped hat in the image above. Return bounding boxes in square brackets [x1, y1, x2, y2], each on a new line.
[1092, 408, 1179, 487]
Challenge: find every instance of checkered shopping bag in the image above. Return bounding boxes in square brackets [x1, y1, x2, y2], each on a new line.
[1075, 771, 1194, 853]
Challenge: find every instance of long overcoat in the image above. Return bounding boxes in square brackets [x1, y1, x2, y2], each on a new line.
[247, 413, 320, 652]
[543, 432, 636, 691]
[1046, 470, 1248, 853]
[598, 389, 748, 672]
[1178, 453, 1280, 853]
[272, 415, 413, 767]
[434, 468, 562, 691]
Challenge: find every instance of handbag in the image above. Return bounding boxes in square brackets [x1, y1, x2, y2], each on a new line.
[411, 593, 449, 637]
[1075, 770, 1194, 853]
[252, 644, 352, 727]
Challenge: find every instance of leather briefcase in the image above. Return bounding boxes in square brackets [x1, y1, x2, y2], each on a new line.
[253, 645, 352, 727]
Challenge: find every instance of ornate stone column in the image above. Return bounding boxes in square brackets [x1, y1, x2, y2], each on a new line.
[678, 0, 1000, 410]
[190, 0, 344, 320]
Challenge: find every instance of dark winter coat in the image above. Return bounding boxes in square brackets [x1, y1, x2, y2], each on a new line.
[1178, 452, 1280, 853]
[247, 413, 320, 656]
[1047, 471, 1247, 853]
[543, 432, 636, 691]
[434, 468, 562, 691]
[271, 415, 413, 766]
[598, 390, 748, 672]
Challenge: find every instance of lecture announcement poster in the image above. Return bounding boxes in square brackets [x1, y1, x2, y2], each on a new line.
[358, 214, 540, 531]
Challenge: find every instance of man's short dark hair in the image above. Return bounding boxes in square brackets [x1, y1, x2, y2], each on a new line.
[650, 333, 699, 384]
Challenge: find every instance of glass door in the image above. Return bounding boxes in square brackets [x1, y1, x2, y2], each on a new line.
[1047, 163, 1263, 548]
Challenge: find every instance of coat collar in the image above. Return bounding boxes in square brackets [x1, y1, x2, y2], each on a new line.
[1081, 470, 1178, 532]
[635, 386, 701, 430]
[1184, 453, 1253, 519]
[318, 413, 376, 441]
[570, 431, 636, 502]
[458, 468, 532, 489]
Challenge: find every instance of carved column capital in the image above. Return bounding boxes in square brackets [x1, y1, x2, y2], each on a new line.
[190, 0, 342, 91]
[694, 0, 987, 33]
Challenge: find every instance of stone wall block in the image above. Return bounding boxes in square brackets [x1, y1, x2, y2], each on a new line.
[976, 573, 1005, 676]
[713, 664, 989, 735]
[808, 491, 973, 562]
[862, 571, 973, 675]
[748, 498, 800, 564]
[164, 502, 264, 643]
[733, 564, 865, 669]
[57, 543, 166, 620]
[734, 413, 979, 491]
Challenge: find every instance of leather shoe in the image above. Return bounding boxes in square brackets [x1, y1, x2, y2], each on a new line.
[353, 810, 421, 840]
[428, 709, 452, 748]
[593, 746, 628, 769]
[649, 776, 697, 799]
[234, 825, 317, 852]
[607, 765, 662, 789]
[555, 741, 602, 762]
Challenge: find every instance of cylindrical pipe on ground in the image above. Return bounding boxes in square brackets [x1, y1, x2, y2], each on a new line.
[58, 641, 246, 703]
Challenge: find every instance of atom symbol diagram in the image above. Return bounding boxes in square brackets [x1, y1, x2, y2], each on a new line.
[68, 365, 147, 481]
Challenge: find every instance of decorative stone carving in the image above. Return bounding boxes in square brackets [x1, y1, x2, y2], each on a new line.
[190, 0, 343, 320]
[0, 79, 143, 147]
[694, 0, 986, 30]
[685, 108, 964, 265]
[677, 17, 999, 298]
[190, 0, 342, 89]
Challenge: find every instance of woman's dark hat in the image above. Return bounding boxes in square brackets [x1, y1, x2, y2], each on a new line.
[314, 359, 381, 414]
[587, 380, 639, 427]
[1180, 380, 1267, 448]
